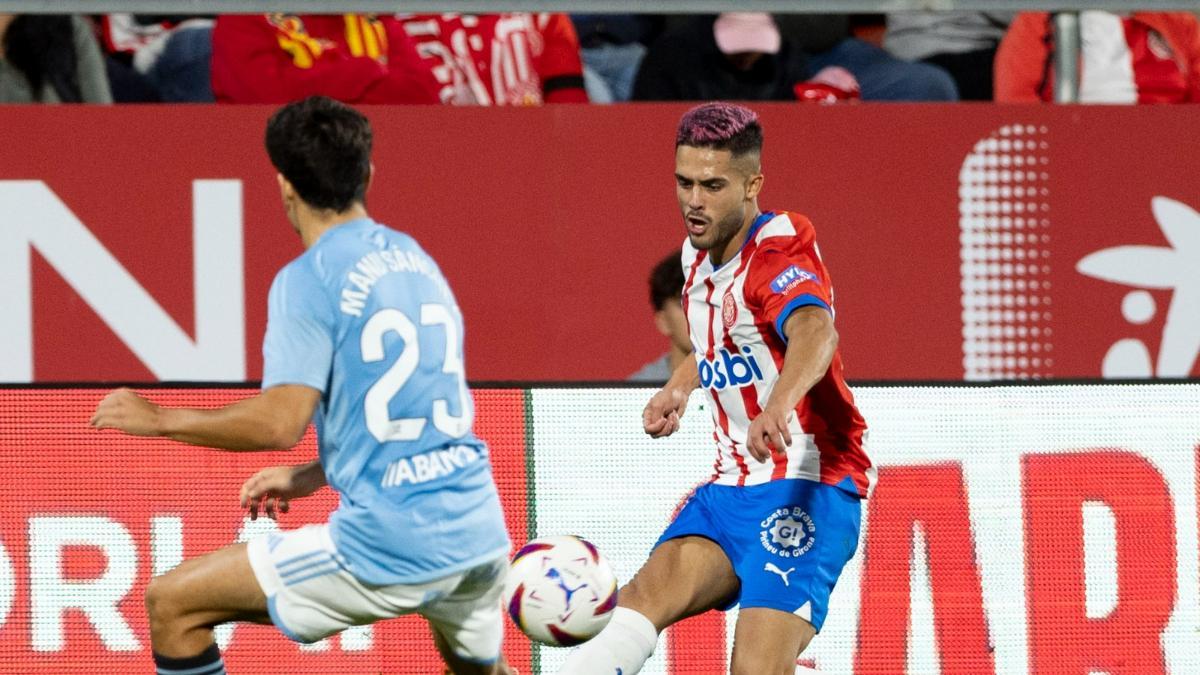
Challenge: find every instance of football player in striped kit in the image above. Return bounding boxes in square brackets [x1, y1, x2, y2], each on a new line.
[561, 102, 874, 675]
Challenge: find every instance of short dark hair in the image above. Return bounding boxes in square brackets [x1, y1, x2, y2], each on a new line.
[649, 252, 686, 311]
[3, 16, 82, 102]
[676, 102, 763, 158]
[264, 96, 373, 212]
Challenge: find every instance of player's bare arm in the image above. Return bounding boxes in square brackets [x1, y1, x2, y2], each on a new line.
[240, 460, 328, 520]
[90, 384, 320, 451]
[746, 306, 838, 461]
[643, 358, 700, 438]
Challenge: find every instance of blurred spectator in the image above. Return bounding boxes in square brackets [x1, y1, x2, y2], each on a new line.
[794, 63, 861, 103]
[630, 253, 691, 383]
[571, 14, 661, 103]
[885, 12, 1012, 100]
[99, 14, 215, 102]
[633, 14, 812, 101]
[400, 13, 587, 105]
[778, 13, 959, 101]
[995, 11, 1200, 102]
[210, 14, 439, 104]
[0, 14, 112, 103]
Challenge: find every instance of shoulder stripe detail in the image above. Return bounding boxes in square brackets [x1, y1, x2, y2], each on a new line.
[753, 213, 799, 243]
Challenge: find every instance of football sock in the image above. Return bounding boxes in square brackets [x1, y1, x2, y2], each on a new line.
[153, 643, 226, 675]
[557, 607, 658, 675]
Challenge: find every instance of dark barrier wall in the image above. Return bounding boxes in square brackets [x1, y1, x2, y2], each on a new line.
[2, 105, 1198, 382]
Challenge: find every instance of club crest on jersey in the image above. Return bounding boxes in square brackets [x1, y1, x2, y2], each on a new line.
[760, 506, 817, 559]
[698, 346, 764, 391]
[722, 291, 738, 329]
[770, 266, 818, 294]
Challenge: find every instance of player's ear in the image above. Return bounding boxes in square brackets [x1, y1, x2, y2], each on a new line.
[277, 173, 296, 202]
[653, 310, 673, 338]
[745, 171, 764, 201]
[366, 162, 376, 191]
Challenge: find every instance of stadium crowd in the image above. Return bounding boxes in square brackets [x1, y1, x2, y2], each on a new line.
[2, 11, 1200, 105]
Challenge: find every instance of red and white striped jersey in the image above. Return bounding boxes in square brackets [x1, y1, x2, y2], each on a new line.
[995, 11, 1200, 103]
[682, 210, 874, 497]
[399, 13, 587, 105]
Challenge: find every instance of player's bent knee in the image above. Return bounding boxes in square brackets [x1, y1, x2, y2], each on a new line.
[144, 571, 172, 629]
[145, 571, 190, 632]
[145, 575, 170, 622]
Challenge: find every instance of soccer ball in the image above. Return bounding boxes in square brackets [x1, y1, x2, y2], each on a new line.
[502, 535, 618, 647]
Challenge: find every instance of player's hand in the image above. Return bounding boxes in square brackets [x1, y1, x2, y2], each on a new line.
[746, 405, 793, 462]
[643, 386, 690, 438]
[90, 388, 162, 437]
[239, 464, 323, 520]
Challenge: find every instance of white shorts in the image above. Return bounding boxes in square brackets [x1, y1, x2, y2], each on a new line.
[247, 524, 508, 663]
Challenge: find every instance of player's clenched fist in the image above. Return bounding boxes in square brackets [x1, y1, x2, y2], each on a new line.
[90, 388, 161, 437]
[643, 386, 690, 438]
[746, 405, 794, 462]
[240, 462, 326, 520]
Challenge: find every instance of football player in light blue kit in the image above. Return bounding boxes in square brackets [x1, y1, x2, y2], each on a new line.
[91, 96, 514, 675]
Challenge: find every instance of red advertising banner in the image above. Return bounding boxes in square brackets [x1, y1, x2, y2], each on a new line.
[3, 385, 1198, 674]
[0, 388, 532, 674]
[1, 105, 1198, 382]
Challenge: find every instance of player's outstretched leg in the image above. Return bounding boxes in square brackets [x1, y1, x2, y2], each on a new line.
[557, 536, 739, 675]
[729, 607, 816, 675]
[432, 626, 517, 675]
[424, 556, 516, 675]
[145, 542, 273, 675]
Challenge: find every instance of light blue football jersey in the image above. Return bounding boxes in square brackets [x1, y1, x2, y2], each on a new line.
[261, 217, 510, 584]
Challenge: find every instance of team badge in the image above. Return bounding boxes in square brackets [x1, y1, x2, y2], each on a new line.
[759, 506, 817, 558]
[722, 290, 738, 329]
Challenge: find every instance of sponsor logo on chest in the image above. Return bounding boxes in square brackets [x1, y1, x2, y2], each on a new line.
[698, 346, 765, 390]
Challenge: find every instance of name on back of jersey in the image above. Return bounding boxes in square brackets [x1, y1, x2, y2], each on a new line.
[381, 444, 483, 488]
[339, 247, 451, 317]
[698, 346, 765, 391]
